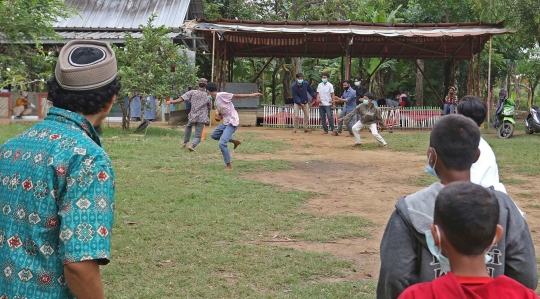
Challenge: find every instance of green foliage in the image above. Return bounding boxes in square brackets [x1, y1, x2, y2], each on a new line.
[115, 15, 198, 128]
[0, 0, 73, 90]
[517, 48, 540, 108]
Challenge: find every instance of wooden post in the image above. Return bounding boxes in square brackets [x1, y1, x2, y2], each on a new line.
[487, 36, 493, 129]
[211, 31, 216, 82]
[477, 37, 481, 96]
[345, 37, 352, 79]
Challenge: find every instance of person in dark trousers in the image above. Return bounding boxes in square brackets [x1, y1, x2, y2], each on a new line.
[333, 79, 357, 137]
[377, 115, 537, 299]
[166, 78, 211, 151]
[316, 72, 335, 134]
[398, 182, 538, 299]
[291, 72, 316, 133]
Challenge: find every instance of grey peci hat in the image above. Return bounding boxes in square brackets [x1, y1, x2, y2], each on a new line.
[55, 40, 117, 91]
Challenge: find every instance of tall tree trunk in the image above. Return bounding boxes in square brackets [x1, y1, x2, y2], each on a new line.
[415, 59, 424, 106]
[295, 57, 303, 75]
[281, 57, 293, 104]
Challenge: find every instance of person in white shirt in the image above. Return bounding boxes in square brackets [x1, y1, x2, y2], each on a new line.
[316, 72, 335, 134]
[457, 96, 524, 216]
[457, 95, 507, 193]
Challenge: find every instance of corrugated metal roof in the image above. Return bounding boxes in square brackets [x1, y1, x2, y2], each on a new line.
[40, 31, 181, 43]
[55, 0, 204, 30]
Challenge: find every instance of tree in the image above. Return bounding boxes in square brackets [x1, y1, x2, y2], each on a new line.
[0, 0, 73, 91]
[115, 15, 198, 130]
[517, 48, 540, 108]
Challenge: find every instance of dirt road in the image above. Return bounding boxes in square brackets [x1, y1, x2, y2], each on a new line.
[236, 127, 540, 283]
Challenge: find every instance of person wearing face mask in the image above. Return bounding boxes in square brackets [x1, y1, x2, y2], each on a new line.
[338, 92, 388, 148]
[165, 78, 211, 151]
[291, 73, 317, 133]
[316, 72, 336, 134]
[377, 115, 537, 299]
[352, 77, 367, 105]
[332, 79, 357, 137]
[398, 181, 538, 299]
[444, 86, 458, 115]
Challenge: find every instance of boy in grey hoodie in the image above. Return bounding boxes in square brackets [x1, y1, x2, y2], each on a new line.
[377, 115, 537, 299]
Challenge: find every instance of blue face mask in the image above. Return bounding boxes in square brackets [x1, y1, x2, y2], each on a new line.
[208, 95, 213, 100]
[425, 226, 451, 273]
[354, 82, 360, 86]
[297, 79, 304, 84]
[426, 225, 496, 274]
[363, 99, 369, 105]
[425, 151, 439, 178]
[322, 78, 328, 83]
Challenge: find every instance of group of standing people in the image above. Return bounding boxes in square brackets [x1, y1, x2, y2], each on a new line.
[291, 72, 388, 148]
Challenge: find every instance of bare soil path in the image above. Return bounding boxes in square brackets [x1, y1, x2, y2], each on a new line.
[235, 127, 540, 283]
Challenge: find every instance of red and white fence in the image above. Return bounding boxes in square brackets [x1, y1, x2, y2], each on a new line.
[262, 105, 442, 130]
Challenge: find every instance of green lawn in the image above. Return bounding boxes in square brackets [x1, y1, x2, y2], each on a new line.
[2, 122, 539, 298]
[0, 124, 375, 298]
[384, 124, 540, 177]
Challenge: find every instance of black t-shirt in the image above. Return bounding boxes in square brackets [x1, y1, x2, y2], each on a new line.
[353, 85, 367, 104]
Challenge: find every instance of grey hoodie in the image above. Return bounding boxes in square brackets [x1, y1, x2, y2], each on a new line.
[377, 183, 537, 299]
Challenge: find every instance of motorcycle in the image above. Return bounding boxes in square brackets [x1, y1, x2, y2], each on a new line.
[495, 98, 515, 139]
[525, 105, 540, 134]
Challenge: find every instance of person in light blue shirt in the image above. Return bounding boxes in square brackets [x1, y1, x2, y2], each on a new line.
[333, 79, 357, 136]
[0, 40, 118, 299]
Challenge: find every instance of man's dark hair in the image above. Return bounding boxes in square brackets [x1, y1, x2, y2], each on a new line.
[47, 76, 121, 115]
[430, 114, 480, 170]
[296, 73, 304, 78]
[206, 82, 218, 92]
[393, 90, 401, 97]
[434, 181, 499, 256]
[321, 72, 329, 78]
[458, 95, 487, 127]
[354, 77, 362, 81]
[364, 92, 374, 100]
[342, 79, 351, 85]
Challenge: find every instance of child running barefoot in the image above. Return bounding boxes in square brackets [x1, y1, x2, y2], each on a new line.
[398, 181, 538, 299]
[206, 82, 261, 170]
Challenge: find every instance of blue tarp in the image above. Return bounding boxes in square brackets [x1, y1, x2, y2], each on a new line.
[128, 95, 157, 120]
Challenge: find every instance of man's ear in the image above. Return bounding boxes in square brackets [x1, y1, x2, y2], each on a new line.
[493, 224, 504, 245]
[474, 148, 481, 163]
[430, 224, 439, 247]
[102, 95, 116, 115]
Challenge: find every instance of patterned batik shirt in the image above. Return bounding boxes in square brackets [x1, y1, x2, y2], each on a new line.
[0, 107, 115, 299]
[181, 90, 211, 124]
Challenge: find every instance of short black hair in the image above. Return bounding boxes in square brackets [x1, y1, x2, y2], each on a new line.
[458, 95, 487, 127]
[296, 73, 304, 78]
[354, 77, 361, 81]
[321, 72, 329, 78]
[342, 79, 351, 85]
[47, 76, 121, 115]
[430, 114, 480, 170]
[393, 90, 401, 96]
[206, 82, 218, 92]
[434, 181, 499, 256]
[364, 92, 374, 100]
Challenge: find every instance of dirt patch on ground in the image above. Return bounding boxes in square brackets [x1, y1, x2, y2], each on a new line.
[236, 127, 540, 283]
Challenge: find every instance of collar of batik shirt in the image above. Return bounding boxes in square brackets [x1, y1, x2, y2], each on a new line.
[45, 107, 102, 147]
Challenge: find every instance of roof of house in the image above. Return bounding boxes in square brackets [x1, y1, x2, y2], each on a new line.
[55, 0, 204, 31]
[183, 19, 515, 60]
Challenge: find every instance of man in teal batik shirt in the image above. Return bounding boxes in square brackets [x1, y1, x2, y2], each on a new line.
[0, 40, 120, 299]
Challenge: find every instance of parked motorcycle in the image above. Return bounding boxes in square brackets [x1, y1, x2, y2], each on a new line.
[495, 97, 515, 139]
[525, 105, 540, 134]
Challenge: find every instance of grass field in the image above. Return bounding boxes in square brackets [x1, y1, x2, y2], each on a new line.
[1, 122, 539, 298]
[0, 123, 375, 298]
